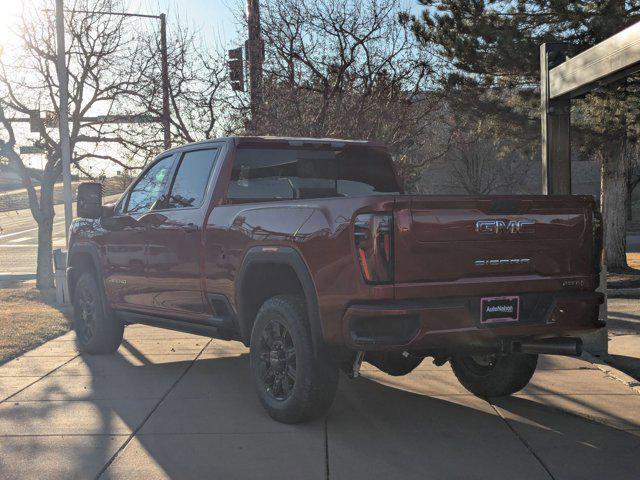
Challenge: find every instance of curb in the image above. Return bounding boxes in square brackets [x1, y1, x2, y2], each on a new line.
[606, 288, 640, 299]
[582, 351, 640, 394]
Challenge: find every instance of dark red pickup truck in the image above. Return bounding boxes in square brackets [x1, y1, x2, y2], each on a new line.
[69, 136, 604, 423]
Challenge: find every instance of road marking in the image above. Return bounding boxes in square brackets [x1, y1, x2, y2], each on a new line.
[0, 244, 39, 247]
[0, 221, 65, 240]
[9, 236, 33, 243]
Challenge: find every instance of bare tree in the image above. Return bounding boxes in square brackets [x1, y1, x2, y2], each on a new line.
[0, 0, 152, 288]
[448, 137, 532, 195]
[242, 0, 450, 190]
[132, 23, 237, 146]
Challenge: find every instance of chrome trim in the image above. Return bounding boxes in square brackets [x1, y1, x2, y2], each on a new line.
[475, 219, 536, 234]
[474, 258, 530, 266]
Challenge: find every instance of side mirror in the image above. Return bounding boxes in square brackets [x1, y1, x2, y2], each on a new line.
[77, 182, 103, 219]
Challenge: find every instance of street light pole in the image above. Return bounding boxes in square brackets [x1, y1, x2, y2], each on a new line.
[51, 8, 172, 150]
[55, 0, 73, 248]
[160, 13, 171, 150]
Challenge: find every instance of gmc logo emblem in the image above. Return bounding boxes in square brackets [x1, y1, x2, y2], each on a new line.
[475, 219, 535, 234]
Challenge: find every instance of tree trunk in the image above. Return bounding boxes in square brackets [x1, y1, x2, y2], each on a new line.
[601, 142, 630, 272]
[36, 214, 55, 289]
[35, 177, 56, 289]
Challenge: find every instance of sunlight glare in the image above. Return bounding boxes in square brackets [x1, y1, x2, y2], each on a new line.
[0, 0, 28, 50]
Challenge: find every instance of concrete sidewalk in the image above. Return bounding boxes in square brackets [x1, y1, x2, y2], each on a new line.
[1, 325, 639, 480]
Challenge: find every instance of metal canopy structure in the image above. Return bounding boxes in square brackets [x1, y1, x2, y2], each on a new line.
[541, 21, 640, 194]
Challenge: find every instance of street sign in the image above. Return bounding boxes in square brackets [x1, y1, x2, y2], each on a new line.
[19, 145, 47, 155]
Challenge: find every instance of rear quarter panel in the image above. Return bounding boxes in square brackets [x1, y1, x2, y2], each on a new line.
[203, 196, 396, 342]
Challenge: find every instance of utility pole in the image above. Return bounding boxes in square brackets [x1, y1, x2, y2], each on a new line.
[160, 13, 171, 150]
[55, 0, 73, 248]
[246, 0, 263, 128]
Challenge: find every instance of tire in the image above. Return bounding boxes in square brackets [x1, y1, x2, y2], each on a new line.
[366, 352, 424, 376]
[450, 353, 538, 398]
[250, 294, 339, 424]
[73, 271, 123, 354]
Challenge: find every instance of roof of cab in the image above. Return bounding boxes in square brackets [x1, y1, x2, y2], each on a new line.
[160, 136, 387, 155]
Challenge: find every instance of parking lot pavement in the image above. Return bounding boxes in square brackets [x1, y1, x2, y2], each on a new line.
[1, 326, 639, 480]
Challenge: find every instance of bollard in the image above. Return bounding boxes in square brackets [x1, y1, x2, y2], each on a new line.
[53, 249, 70, 305]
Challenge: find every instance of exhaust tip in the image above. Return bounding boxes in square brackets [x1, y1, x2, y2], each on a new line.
[514, 337, 583, 357]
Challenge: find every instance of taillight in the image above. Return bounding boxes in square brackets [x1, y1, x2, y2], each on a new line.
[593, 209, 603, 274]
[354, 213, 394, 283]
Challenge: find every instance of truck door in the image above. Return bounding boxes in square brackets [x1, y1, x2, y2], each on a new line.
[141, 147, 221, 320]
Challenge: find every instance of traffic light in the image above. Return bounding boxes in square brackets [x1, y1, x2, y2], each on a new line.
[228, 47, 245, 92]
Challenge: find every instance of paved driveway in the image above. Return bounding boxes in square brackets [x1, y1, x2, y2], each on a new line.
[1, 325, 639, 479]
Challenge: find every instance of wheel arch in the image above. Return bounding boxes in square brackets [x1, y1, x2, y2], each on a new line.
[235, 246, 323, 354]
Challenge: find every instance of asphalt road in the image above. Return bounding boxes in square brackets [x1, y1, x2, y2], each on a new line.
[0, 195, 121, 276]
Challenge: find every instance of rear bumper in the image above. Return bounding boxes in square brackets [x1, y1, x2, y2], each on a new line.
[342, 291, 604, 351]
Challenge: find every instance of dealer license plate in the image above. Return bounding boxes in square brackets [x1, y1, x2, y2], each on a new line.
[480, 296, 519, 324]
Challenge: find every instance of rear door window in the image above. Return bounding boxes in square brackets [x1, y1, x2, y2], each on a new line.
[165, 149, 219, 209]
[226, 145, 399, 202]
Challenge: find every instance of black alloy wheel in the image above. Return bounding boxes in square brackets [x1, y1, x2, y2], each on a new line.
[249, 294, 339, 423]
[75, 279, 98, 344]
[72, 272, 123, 354]
[257, 319, 297, 401]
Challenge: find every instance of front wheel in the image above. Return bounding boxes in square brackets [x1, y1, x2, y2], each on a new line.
[73, 272, 123, 354]
[250, 295, 339, 424]
[451, 353, 537, 398]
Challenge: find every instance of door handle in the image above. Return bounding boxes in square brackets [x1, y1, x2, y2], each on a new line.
[181, 223, 200, 233]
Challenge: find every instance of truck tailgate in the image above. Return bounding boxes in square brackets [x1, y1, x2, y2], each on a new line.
[393, 195, 595, 286]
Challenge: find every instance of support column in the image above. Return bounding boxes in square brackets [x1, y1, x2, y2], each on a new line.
[541, 42, 608, 355]
[541, 43, 571, 195]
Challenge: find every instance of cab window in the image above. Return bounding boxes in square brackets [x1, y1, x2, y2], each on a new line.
[124, 156, 174, 214]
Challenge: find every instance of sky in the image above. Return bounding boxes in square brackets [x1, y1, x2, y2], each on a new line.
[0, 0, 425, 175]
[0, 0, 242, 49]
[127, 0, 243, 46]
[0, 0, 244, 173]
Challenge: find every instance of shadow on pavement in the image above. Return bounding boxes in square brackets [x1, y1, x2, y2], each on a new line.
[3, 348, 640, 479]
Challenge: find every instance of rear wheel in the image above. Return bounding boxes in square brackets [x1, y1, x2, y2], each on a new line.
[73, 272, 123, 354]
[250, 295, 339, 424]
[450, 353, 537, 398]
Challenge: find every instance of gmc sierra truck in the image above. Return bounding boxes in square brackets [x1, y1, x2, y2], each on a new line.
[68, 136, 604, 423]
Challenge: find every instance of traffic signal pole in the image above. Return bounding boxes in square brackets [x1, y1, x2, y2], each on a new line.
[160, 13, 171, 150]
[247, 0, 263, 127]
[55, 0, 74, 248]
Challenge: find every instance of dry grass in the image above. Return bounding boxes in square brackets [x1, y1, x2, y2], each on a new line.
[0, 280, 72, 364]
